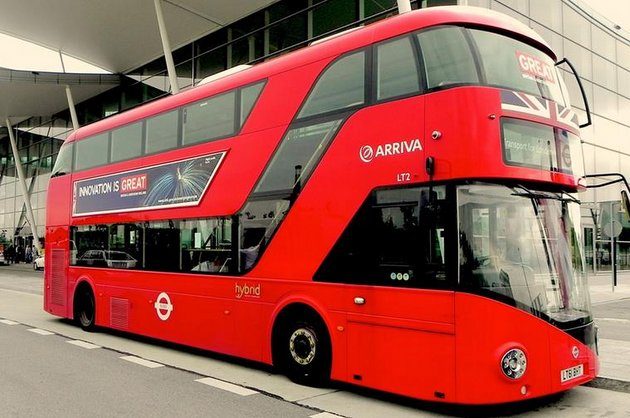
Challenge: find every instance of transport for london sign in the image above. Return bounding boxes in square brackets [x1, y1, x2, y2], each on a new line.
[72, 152, 226, 216]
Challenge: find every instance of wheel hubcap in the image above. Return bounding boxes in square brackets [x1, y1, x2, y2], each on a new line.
[289, 328, 316, 365]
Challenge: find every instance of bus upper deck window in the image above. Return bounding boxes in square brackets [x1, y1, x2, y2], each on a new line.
[298, 51, 366, 118]
[416, 27, 479, 89]
[376, 36, 421, 100]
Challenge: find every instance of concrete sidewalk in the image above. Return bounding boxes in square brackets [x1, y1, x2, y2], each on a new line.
[587, 271, 630, 385]
[588, 270, 630, 305]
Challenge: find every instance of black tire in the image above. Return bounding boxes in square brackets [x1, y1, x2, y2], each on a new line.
[74, 285, 96, 332]
[275, 312, 331, 386]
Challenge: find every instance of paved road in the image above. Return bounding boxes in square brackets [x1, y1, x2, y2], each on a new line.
[0, 264, 43, 295]
[2, 266, 630, 417]
[0, 320, 317, 418]
[594, 299, 630, 342]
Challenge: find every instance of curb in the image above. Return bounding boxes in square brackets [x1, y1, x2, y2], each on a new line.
[585, 377, 630, 394]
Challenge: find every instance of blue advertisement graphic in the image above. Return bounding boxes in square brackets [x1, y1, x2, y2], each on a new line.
[73, 152, 226, 216]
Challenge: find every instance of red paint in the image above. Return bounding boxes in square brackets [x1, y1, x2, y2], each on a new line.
[44, 7, 595, 405]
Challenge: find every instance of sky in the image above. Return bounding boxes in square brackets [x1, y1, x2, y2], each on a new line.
[0, 0, 627, 74]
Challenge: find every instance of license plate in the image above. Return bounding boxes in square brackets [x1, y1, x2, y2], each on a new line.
[560, 364, 584, 383]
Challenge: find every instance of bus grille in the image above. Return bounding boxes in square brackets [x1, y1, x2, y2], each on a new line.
[110, 297, 129, 329]
[50, 249, 66, 306]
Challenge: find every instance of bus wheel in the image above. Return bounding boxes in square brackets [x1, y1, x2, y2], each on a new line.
[74, 284, 96, 332]
[275, 311, 331, 386]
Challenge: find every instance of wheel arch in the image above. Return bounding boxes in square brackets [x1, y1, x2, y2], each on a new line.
[266, 295, 334, 367]
[71, 276, 96, 322]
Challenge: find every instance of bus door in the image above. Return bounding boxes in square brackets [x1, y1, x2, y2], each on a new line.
[319, 185, 456, 400]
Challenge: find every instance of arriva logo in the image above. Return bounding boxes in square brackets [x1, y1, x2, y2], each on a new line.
[235, 283, 261, 299]
[359, 139, 423, 163]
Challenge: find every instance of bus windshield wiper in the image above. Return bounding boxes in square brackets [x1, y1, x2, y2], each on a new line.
[512, 185, 581, 204]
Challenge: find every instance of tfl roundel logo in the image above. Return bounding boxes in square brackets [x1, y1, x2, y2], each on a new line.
[154, 292, 173, 321]
[359, 145, 375, 163]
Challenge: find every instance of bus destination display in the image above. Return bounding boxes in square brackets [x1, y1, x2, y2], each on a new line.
[501, 118, 581, 176]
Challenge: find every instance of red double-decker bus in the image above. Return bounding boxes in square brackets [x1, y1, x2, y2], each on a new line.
[45, 6, 597, 404]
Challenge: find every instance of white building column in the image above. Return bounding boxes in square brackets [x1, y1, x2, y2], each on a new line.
[5, 119, 42, 252]
[65, 85, 80, 130]
[397, 0, 412, 13]
[153, 0, 180, 94]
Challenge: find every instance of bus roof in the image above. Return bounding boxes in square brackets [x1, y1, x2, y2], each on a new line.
[66, 6, 553, 143]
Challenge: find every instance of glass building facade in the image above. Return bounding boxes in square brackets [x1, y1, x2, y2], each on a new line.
[0, 0, 628, 273]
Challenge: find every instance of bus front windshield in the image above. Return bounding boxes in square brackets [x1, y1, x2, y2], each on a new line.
[458, 184, 591, 328]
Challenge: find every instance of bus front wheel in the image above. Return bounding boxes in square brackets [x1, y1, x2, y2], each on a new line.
[74, 284, 96, 332]
[274, 310, 331, 386]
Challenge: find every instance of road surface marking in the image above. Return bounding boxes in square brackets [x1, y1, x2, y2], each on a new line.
[120, 355, 164, 368]
[310, 413, 344, 418]
[596, 318, 630, 324]
[27, 328, 54, 335]
[0, 319, 19, 325]
[195, 377, 258, 396]
[67, 340, 101, 349]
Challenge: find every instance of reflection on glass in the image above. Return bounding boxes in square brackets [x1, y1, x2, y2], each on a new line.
[459, 184, 592, 328]
[254, 119, 342, 194]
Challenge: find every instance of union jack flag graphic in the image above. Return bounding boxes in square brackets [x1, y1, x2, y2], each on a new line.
[500, 90, 579, 131]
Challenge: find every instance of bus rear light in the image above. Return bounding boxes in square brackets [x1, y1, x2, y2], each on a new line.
[501, 348, 527, 379]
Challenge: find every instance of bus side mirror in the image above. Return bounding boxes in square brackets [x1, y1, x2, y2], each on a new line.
[556, 58, 592, 128]
[621, 190, 630, 218]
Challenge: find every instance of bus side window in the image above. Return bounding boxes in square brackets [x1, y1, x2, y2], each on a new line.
[416, 26, 479, 90]
[297, 51, 366, 119]
[314, 186, 449, 288]
[375, 36, 421, 101]
[182, 90, 236, 146]
[238, 199, 290, 272]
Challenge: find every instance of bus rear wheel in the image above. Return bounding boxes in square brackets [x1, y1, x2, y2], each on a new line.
[274, 311, 331, 386]
[74, 284, 96, 332]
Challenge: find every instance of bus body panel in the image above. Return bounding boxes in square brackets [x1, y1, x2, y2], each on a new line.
[344, 287, 455, 401]
[455, 293, 597, 404]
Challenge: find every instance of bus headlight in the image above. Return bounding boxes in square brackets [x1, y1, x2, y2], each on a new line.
[501, 348, 527, 379]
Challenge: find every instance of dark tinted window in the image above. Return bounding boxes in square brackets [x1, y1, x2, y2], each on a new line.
[254, 119, 342, 194]
[144, 220, 181, 272]
[71, 217, 234, 274]
[52, 142, 74, 176]
[238, 198, 290, 271]
[146, 110, 179, 154]
[72, 224, 142, 269]
[75, 133, 109, 171]
[376, 36, 421, 100]
[416, 27, 479, 89]
[182, 90, 236, 145]
[315, 186, 449, 287]
[180, 218, 233, 273]
[298, 51, 365, 118]
[111, 122, 143, 163]
[240, 82, 265, 126]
